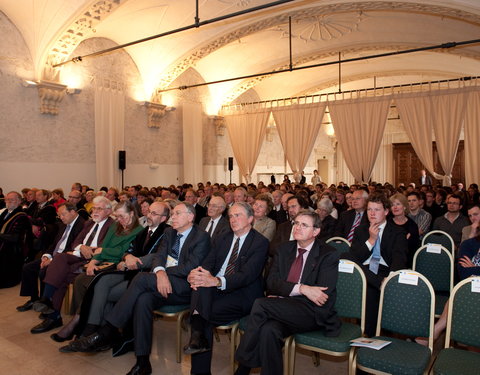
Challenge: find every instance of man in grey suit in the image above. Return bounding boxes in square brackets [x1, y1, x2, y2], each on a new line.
[198, 195, 231, 243]
[62, 202, 211, 375]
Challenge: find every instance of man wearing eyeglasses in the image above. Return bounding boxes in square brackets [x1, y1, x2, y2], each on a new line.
[183, 202, 268, 375]
[52, 201, 172, 346]
[67, 189, 91, 221]
[235, 210, 340, 375]
[199, 195, 231, 243]
[62, 202, 210, 375]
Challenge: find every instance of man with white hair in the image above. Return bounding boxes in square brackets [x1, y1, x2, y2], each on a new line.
[334, 189, 369, 242]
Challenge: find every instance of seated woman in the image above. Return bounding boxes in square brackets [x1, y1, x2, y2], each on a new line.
[45, 201, 142, 339]
[389, 193, 420, 268]
[315, 197, 337, 240]
[252, 194, 276, 242]
[52, 201, 170, 343]
[416, 235, 480, 346]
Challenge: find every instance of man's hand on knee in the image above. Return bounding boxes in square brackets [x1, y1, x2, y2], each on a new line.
[299, 285, 328, 306]
[156, 270, 172, 298]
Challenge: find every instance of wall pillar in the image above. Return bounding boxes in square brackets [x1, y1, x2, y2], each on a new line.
[182, 102, 203, 184]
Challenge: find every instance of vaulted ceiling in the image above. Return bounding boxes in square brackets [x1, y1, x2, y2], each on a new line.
[2, 0, 480, 114]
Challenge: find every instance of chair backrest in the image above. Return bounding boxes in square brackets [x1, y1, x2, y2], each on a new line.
[412, 245, 453, 293]
[336, 259, 367, 332]
[445, 276, 480, 348]
[377, 270, 435, 350]
[422, 230, 454, 253]
[326, 236, 351, 255]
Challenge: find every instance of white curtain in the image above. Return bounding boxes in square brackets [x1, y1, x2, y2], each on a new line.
[396, 90, 466, 186]
[94, 78, 125, 189]
[431, 91, 466, 186]
[224, 109, 270, 183]
[271, 103, 326, 177]
[465, 90, 480, 186]
[329, 97, 391, 183]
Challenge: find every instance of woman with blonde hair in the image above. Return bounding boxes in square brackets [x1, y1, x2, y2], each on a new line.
[389, 193, 420, 267]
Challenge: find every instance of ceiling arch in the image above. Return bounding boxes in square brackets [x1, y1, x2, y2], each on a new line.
[155, 0, 480, 93]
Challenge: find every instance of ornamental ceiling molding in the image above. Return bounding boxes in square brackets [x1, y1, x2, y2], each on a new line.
[155, 1, 480, 90]
[41, 0, 125, 82]
[270, 12, 365, 43]
[221, 42, 480, 104]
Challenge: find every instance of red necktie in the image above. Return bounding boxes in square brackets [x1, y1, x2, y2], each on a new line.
[287, 248, 307, 283]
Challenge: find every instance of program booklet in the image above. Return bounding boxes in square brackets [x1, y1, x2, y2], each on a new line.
[350, 337, 392, 350]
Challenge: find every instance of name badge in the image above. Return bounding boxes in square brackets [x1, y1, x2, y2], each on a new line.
[398, 271, 418, 286]
[426, 243, 442, 254]
[472, 278, 480, 293]
[339, 260, 355, 273]
[166, 255, 178, 268]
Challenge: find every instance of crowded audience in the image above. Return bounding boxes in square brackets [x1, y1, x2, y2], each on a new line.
[2, 175, 479, 375]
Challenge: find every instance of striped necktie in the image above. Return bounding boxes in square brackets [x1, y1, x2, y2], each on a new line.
[347, 212, 361, 243]
[225, 238, 240, 276]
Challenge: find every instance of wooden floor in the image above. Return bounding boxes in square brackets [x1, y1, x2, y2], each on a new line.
[0, 285, 348, 375]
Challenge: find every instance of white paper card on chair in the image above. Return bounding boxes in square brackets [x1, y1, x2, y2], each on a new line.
[350, 337, 391, 350]
[426, 243, 442, 253]
[471, 278, 480, 293]
[339, 260, 354, 273]
[398, 271, 418, 285]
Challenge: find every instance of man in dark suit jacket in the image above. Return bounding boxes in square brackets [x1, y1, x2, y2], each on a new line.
[60, 201, 172, 342]
[63, 202, 211, 375]
[419, 169, 433, 186]
[18, 202, 85, 312]
[269, 195, 308, 257]
[0, 191, 32, 288]
[30, 189, 58, 260]
[198, 195, 231, 244]
[345, 192, 408, 337]
[184, 202, 268, 374]
[23, 197, 114, 317]
[334, 189, 369, 240]
[235, 210, 340, 375]
[268, 190, 288, 225]
[185, 188, 207, 224]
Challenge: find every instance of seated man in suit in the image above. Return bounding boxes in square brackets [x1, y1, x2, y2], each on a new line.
[30, 189, 58, 260]
[61, 202, 211, 375]
[269, 195, 309, 257]
[345, 192, 408, 336]
[50, 201, 170, 343]
[20, 198, 113, 329]
[198, 195, 231, 243]
[17, 202, 84, 313]
[0, 191, 32, 288]
[184, 202, 269, 375]
[184, 188, 207, 224]
[334, 188, 369, 242]
[26, 203, 86, 333]
[235, 210, 340, 375]
[268, 190, 287, 225]
[67, 189, 91, 221]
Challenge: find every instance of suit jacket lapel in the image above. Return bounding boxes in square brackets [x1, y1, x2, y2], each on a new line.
[300, 242, 321, 283]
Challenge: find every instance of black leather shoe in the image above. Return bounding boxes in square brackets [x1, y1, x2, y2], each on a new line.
[16, 300, 36, 312]
[30, 317, 63, 334]
[50, 332, 74, 343]
[184, 331, 210, 355]
[39, 312, 48, 320]
[32, 298, 54, 314]
[63, 333, 111, 353]
[126, 363, 152, 375]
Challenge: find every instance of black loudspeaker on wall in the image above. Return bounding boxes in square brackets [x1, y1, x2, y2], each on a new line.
[119, 150, 126, 170]
[228, 157, 234, 171]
